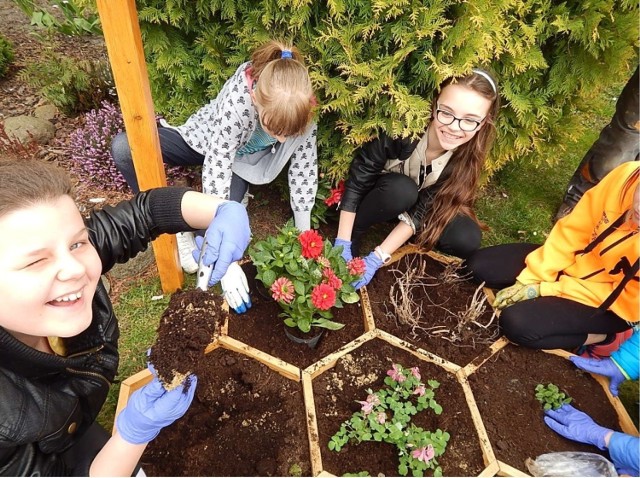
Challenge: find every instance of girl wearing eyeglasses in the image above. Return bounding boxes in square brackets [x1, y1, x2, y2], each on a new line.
[334, 69, 500, 289]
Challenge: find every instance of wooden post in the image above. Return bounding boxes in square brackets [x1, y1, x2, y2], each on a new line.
[95, 0, 183, 292]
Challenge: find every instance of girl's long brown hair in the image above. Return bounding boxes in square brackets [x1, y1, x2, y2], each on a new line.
[417, 70, 500, 249]
[251, 40, 313, 137]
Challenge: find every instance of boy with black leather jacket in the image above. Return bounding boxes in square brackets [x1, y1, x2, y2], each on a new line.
[0, 159, 250, 476]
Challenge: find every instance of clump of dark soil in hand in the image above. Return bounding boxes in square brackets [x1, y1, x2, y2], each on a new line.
[149, 289, 227, 390]
[469, 345, 620, 471]
[141, 348, 311, 476]
[366, 253, 500, 366]
[314, 338, 486, 476]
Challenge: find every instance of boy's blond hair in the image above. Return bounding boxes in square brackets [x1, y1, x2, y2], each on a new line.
[0, 158, 72, 218]
[251, 40, 314, 137]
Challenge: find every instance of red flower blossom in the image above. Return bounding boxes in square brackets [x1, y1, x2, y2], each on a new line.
[299, 230, 324, 259]
[311, 283, 336, 310]
[324, 180, 345, 207]
[322, 268, 343, 290]
[347, 257, 366, 276]
[271, 277, 295, 304]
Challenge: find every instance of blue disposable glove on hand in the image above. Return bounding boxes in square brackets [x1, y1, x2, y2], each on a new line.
[116, 367, 197, 445]
[192, 201, 251, 286]
[334, 238, 353, 263]
[220, 262, 252, 314]
[570, 355, 627, 397]
[543, 404, 611, 450]
[352, 251, 383, 290]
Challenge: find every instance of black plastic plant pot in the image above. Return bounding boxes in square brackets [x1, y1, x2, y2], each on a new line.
[283, 325, 325, 349]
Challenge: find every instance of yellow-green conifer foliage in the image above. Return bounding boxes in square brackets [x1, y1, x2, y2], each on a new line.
[137, 0, 638, 180]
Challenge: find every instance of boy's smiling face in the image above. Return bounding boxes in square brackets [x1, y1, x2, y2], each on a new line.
[0, 195, 101, 346]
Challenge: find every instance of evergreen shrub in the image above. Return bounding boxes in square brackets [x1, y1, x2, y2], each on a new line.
[135, 0, 638, 180]
[18, 50, 114, 114]
[0, 35, 14, 78]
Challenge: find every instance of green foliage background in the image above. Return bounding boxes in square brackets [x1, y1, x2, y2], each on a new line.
[0, 34, 14, 78]
[134, 0, 638, 180]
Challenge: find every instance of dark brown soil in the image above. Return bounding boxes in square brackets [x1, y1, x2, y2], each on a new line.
[149, 289, 226, 389]
[228, 263, 367, 369]
[142, 347, 310, 476]
[366, 253, 500, 367]
[313, 338, 486, 476]
[468, 345, 620, 472]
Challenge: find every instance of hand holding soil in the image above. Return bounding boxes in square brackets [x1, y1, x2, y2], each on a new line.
[149, 289, 227, 390]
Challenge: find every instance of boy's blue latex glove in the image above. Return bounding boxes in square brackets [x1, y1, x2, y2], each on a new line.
[570, 356, 626, 397]
[116, 367, 197, 445]
[192, 201, 251, 286]
[543, 404, 611, 450]
[352, 251, 383, 290]
[334, 238, 353, 263]
[220, 262, 252, 314]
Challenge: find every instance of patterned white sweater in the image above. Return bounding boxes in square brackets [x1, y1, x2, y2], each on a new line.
[176, 62, 318, 231]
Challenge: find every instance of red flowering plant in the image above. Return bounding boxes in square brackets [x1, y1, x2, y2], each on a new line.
[249, 222, 365, 333]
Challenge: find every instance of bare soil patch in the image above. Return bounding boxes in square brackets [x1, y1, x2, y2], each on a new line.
[367, 253, 500, 367]
[468, 345, 620, 471]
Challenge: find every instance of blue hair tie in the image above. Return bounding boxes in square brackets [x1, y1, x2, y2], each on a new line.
[281, 50, 293, 59]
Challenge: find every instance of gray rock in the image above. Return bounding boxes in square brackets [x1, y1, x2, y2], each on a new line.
[34, 104, 59, 121]
[3, 115, 55, 145]
[109, 247, 156, 279]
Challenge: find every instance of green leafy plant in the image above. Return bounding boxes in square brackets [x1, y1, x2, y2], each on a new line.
[18, 50, 113, 114]
[0, 35, 14, 79]
[249, 222, 364, 333]
[535, 383, 572, 411]
[329, 364, 450, 477]
[13, 0, 101, 36]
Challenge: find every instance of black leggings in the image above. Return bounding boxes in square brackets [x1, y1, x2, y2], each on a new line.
[466, 243, 631, 349]
[352, 173, 481, 259]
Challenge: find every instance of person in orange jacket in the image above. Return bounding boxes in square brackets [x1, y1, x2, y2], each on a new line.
[466, 162, 639, 355]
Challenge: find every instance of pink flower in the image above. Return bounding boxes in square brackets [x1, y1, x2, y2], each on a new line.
[311, 283, 336, 310]
[317, 255, 331, 268]
[413, 385, 426, 397]
[299, 230, 324, 259]
[356, 394, 380, 415]
[324, 180, 345, 207]
[387, 364, 406, 383]
[322, 268, 343, 290]
[376, 412, 386, 424]
[410, 367, 421, 380]
[347, 257, 366, 276]
[412, 445, 435, 463]
[270, 277, 295, 304]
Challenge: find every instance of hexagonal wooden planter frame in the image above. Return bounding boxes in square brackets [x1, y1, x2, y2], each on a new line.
[116, 245, 638, 476]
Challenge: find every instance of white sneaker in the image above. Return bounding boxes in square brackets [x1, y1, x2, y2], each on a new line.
[176, 231, 198, 274]
[241, 189, 253, 208]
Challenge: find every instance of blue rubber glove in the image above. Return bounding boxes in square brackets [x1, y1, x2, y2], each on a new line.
[352, 251, 383, 290]
[543, 404, 611, 450]
[334, 238, 353, 263]
[220, 262, 252, 314]
[570, 356, 626, 397]
[192, 201, 251, 286]
[116, 367, 197, 445]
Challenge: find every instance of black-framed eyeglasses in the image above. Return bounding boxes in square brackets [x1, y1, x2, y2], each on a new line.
[435, 108, 483, 132]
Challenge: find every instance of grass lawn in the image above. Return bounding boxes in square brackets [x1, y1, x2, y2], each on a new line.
[100, 81, 639, 435]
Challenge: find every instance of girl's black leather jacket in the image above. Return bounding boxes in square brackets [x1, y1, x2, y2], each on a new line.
[339, 131, 455, 232]
[0, 187, 190, 476]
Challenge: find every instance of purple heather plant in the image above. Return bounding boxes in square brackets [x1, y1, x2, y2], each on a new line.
[67, 100, 199, 191]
